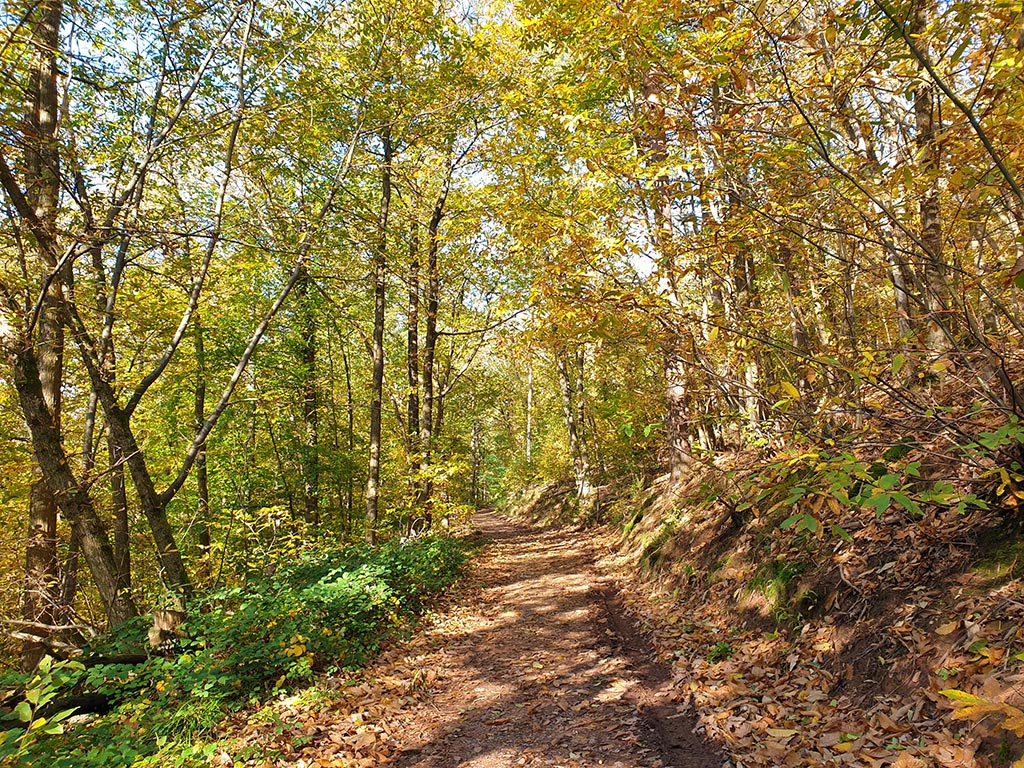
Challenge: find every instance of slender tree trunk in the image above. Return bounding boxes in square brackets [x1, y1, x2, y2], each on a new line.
[525, 359, 533, 466]
[57, 537, 79, 632]
[571, 347, 594, 491]
[91, 330, 130, 594]
[470, 420, 481, 507]
[417, 186, 447, 518]
[885, 229, 916, 344]
[365, 128, 392, 545]
[777, 244, 812, 391]
[296, 264, 319, 525]
[342, 344, 354, 526]
[912, 0, 953, 355]
[103, 337, 130, 595]
[108, 438, 130, 593]
[264, 412, 296, 520]
[572, 348, 597, 516]
[835, 90, 914, 358]
[642, 68, 693, 480]
[407, 220, 421, 492]
[556, 348, 595, 517]
[663, 337, 694, 481]
[194, 317, 211, 579]
[969, 218, 999, 335]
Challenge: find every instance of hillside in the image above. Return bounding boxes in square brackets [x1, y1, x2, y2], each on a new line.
[511, 404, 1024, 766]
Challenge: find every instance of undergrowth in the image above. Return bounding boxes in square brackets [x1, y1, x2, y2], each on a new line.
[0, 535, 470, 768]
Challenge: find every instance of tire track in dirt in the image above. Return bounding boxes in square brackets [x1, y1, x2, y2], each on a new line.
[390, 510, 724, 768]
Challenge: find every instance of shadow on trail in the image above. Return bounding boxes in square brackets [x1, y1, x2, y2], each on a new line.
[391, 511, 724, 768]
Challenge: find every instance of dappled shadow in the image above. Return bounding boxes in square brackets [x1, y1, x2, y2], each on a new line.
[387, 511, 724, 768]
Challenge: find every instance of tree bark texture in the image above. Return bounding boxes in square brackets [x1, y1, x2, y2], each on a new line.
[194, 318, 211, 579]
[9, 343, 138, 627]
[417, 186, 447, 516]
[642, 67, 693, 480]
[407, 220, 421, 489]
[911, 0, 953, 355]
[21, 0, 64, 670]
[296, 263, 320, 525]
[556, 348, 595, 517]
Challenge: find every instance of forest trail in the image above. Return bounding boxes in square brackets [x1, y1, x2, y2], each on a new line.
[385, 511, 724, 768]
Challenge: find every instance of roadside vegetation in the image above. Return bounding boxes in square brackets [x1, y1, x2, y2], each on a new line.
[0, 536, 469, 767]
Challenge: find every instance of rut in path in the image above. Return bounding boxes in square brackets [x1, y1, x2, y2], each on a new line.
[390, 510, 724, 768]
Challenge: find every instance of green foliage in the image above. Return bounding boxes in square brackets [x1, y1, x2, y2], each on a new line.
[755, 442, 990, 540]
[965, 417, 1024, 455]
[640, 517, 678, 570]
[707, 641, 734, 663]
[745, 558, 808, 623]
[2, 536, 468, 767]
[0, 657, 84, 767]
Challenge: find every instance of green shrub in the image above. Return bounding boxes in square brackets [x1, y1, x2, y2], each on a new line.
[1, 535, 469, 768]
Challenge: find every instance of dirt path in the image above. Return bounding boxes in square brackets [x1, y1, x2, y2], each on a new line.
[388, 511, 724, 768]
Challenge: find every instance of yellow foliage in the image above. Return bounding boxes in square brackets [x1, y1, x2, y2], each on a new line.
[941, 688, 1024, 742]
[284, 643, 307, 658]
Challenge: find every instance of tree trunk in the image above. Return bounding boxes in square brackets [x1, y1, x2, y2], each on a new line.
[777, 244, 812, 391]
[20, 0, 64, 670]
[835, 88, 915, 360]
[912, 0, 953, 355]
[365, 128, 392, 545]
[642, 67, 692, 480]
[663, 336, 694, 481]
[108, 439, 130, 593]
[525, 359, 533, 466]
[74, 360, 192, 597]
[103, 342, 130, 595]
[342, 344, 355, 526]
[194, 318, 211, 580]
[556, 348, 595, 517]
[470, 420, 481, 507]
[571, 346, 595, 502]
[9, 343, 138, 627]
[296, 263, 320, 525]
[407, 220, 421, 490]
[24, 289, 62, 666]
[417, 185, 447, 518]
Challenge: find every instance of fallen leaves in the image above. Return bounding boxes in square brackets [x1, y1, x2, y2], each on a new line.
[214, 514, 705, 768]
[211, 499, 1024, 768]
[213, 615, 449, 766]
[595, 472, 1024, 768]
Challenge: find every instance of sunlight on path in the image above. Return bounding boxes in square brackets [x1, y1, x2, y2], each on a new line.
[389, 511, 722, 768]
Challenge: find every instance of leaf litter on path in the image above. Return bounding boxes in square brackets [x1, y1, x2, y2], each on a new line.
[216, 511, 723, 767]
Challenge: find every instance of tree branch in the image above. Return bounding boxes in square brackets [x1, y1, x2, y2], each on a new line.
[873, 0, 1024, 217]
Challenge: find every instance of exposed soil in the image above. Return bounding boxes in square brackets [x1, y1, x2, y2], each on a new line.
[388, 510, 724, 768]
